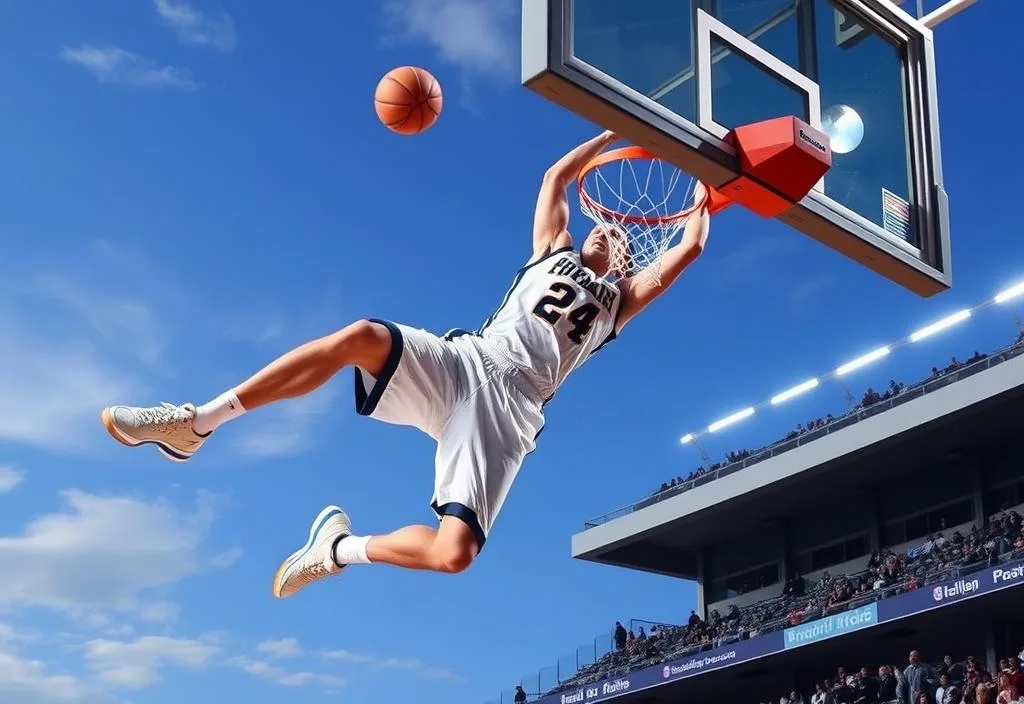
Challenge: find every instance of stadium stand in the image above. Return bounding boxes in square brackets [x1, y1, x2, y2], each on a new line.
[490, 330, 1024, 704]
[537, 512, 1022, 700]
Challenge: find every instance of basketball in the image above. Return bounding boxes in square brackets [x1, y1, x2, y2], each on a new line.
[374, 66, 443, 135]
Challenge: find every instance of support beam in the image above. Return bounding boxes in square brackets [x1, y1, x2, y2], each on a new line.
[921, 0, 979, 29]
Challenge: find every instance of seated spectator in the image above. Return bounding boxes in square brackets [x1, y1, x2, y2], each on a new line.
[835, 676, 856, 704]
[941, 655, 965, 684]
[784, 572, 807, 597]
[967, 656, 991, 681]
[1007, 658, 1024, 694]
[935, 674, 955, 704]
[878, 666, 898, 704]
[997, 672, 1019, 704]
[727, 603, 741, 624]
[813, 682, 835, 704]
[876, 555, 903, 589]
[859, 666, 879, 704]
[978, 681, 999, 704]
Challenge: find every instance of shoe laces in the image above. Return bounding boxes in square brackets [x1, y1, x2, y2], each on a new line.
[136, 403, 194, 435]
[292, 554, 333, 589]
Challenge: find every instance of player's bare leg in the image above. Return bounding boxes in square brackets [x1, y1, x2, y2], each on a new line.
[272, 512, 478, 598]
[101, 320, 393, 461]
[363, 518, 478, 572]
[231, 319, 391, 409]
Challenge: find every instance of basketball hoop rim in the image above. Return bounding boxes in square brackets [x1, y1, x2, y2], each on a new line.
[577, 146, 709, 225]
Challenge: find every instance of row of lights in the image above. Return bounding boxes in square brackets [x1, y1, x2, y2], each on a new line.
[679, 280, 1024, 446]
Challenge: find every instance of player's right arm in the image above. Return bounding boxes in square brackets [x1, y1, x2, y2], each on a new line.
[614, 183, 711, 330]
[532, 130, 619, 262]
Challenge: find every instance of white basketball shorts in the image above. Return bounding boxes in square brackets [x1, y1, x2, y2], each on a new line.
[353, 319, 545, 550]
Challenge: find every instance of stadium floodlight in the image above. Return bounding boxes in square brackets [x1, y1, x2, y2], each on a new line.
[770, 378, 820, 405]
[909, 309, 972, 342]
[834, 346, 891, 377]
[994, 281, 1024, 304]
[707, 407, 755, 433]
[679, 433, 694, 445]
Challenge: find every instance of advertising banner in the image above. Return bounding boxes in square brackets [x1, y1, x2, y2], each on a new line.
[783, 604, 878, 649]
[539, 632, 783, 704]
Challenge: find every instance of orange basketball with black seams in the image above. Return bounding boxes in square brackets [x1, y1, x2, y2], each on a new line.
[374, 66, 443, 135]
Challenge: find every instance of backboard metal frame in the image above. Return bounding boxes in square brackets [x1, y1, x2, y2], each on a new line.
[521, 0, 952, 297]
[695, 9, 826, 194]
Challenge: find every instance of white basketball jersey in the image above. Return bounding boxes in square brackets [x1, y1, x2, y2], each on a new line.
[479, 246, 621, 400]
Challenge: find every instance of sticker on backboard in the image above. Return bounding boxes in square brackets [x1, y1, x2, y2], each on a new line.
[882, 188, 911, 241]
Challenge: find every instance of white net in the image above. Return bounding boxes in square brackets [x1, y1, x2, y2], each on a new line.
[578, 148, 701, 285]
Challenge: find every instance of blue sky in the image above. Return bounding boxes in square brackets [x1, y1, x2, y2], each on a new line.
[0, 1, 1018, 703]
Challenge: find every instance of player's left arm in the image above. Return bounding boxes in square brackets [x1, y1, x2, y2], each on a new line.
[532, 130, 619, 261]
[614, 182, 711, 331]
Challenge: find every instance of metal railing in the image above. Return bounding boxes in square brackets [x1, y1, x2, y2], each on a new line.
[584, 342, 1024, 529]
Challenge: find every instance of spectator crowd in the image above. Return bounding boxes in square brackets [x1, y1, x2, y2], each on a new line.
[526, 511, 1024, 701]
[644, 338, 1017, 509]
[763, 649, 1024, 704]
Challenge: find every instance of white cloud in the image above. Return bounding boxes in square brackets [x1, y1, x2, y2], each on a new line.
[0, 646, 93, 703]
[382, 0, 516, 78]
[230, 386, 339, 459]
[225, 655, 343, 689]
[321, 649, 462, 681]
[257, 638, 301, 660]
[0, 490, 215, 613]
[277, 671, 345, 688]
[226, 654, 278, 678]
[0, 466, 25, 494]
[59, 45, 198, 91]
[137, 602, 181, 623]
[33, 276, 168, 367]
[0, 244, 183, 452]
[153, 0, 237, 52]
[83, 635, 220, 688]
[0, 311, 141, 451]
[208, 547, 244, 569]
[0, 623, 38, 644]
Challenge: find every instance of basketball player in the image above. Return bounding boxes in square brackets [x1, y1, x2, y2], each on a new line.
[101, 130, 711, 599]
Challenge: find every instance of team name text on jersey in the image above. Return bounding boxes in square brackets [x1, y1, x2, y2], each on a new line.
[547, 255, 618, 313]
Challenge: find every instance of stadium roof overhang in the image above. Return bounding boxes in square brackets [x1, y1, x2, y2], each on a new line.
[571, 351, 1024, 579]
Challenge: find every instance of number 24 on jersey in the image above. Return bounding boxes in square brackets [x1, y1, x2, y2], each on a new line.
[532, 283, 599, 344]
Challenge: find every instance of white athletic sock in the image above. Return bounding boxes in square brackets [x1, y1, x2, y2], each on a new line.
[193, 390, 246, 435]
[333, 535, 373, 565]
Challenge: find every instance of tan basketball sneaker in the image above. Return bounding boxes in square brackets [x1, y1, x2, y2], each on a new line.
[272, 506, 351, 599]
[101, 402, 210, 462]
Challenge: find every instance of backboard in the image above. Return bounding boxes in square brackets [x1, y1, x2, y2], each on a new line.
[522, 0, 953, 296]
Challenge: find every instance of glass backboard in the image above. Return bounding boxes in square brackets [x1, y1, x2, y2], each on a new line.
[522, 0, 951, 296]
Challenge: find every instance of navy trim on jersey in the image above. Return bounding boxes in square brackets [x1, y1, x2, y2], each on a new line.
[431, 501, 487, 552]
[589, 283, 627, 357]
[353, 318, 404, 416]
[443, 328, 473, 341]
[477, 245, 575, 335]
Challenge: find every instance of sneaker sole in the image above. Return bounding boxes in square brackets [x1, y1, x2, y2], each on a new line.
[100, 407, 193, 463]
[272, 505, 349, 600]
